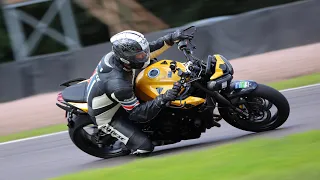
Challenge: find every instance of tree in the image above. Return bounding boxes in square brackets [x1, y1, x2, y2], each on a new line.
[0, 0, 303, 64]
[137, 0, 302, 27]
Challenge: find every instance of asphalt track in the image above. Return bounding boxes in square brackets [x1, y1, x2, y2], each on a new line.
[1, 84, 319, 180]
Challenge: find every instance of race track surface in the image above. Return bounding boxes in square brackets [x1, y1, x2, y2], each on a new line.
[1, 84, 319, 180]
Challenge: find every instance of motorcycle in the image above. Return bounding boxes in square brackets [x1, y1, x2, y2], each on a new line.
[56, 26, 290, 159]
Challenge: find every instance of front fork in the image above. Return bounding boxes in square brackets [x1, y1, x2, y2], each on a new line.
[194, 81, 251, 118]
[218, 80, 259, 116]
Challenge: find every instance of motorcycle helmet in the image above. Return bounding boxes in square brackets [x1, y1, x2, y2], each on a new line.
[110, 30, 150, 69]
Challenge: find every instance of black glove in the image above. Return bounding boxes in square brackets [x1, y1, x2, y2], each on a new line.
[171, 29, 193, 43]
[163, 29, 193, 46]
[172, 81, 182, 90]
[155, 82, 182, 107]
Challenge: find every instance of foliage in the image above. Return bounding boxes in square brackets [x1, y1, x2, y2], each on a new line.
[138, 0, 302, 27]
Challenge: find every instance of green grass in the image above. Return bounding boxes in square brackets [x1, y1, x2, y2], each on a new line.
[0, 72, 319, 143]
[51, 130, 320, 180]
[267, 72, 320, 90]
[0, 124, 67, 143]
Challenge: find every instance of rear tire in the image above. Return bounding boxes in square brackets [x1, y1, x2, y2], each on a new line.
[218, 84, 290, 132]
[68, 114, 131, 159]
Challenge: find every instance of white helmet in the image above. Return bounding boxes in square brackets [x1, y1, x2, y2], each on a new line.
[110, 30, 150, 69]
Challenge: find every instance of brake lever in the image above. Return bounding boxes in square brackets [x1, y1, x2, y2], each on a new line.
[189, 39, 196, 50]
[182, 25, 196, 34]
[182, 26, 196, 38]
[179, 84, 190, 99]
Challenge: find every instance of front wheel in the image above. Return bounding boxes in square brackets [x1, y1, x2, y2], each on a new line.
[68, 114, 131, 159]
[218, 84, 290, 132]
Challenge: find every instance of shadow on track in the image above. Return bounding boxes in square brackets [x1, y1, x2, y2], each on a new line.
[149, 125, 300, 157]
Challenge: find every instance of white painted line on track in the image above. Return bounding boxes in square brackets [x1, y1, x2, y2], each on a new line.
[0, 131, 68, 146]
[1, 83, 320, 146]
[279, 83, 320, 92]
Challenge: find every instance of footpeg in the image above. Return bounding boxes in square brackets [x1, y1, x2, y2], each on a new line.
[212, 114, 222, 127]
[213, 113, 222, 121]
[212, 120, 221, 127]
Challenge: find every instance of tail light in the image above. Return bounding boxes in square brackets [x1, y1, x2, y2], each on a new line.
[56, 92, 68, 118]
[57, 92, 64, 102]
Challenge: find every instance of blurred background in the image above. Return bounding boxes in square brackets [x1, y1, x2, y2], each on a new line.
[0, 0, 319, 103]
[0, 0, 302, 63]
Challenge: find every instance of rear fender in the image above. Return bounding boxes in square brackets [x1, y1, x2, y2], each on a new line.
[224, 80, 258, 99]
[67, 113, 93, 129]
[57, 102, 91, 129]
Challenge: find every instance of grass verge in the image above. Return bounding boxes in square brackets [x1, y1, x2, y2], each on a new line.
[51, 130, 320, 180]
[0, 124, 67, 143]
[267, 72, 320, 90]
[1, 72, 319, 143]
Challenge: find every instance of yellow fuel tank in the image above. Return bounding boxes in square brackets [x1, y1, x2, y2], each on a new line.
[135, 60, 205, 108]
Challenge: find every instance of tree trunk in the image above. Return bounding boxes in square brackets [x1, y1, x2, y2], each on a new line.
[73, 0, 169, 35]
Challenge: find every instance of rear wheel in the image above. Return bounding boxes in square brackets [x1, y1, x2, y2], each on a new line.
[218, 84, 290, 132]
[68, 114, 131, 159]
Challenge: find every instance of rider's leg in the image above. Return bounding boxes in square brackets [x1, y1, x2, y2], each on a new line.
[96, 108, 154, 154]
[87, 87, 154, 154]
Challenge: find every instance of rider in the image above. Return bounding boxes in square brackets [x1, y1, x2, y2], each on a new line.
[86, 29, 191, 155]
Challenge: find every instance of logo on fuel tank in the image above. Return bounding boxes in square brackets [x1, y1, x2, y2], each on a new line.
[147, 68, 160, 78]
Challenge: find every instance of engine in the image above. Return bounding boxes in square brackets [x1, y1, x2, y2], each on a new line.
[144, 107, 214, 145]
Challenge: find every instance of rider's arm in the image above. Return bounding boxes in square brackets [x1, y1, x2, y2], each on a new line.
[149, 33, 176, 59]
[110, 82, 166, 122]
[149, 29, 189, 60]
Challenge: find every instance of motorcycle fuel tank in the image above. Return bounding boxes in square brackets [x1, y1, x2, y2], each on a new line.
[135, 60, 205, 108]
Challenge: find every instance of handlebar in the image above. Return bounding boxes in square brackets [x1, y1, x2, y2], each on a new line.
[171, 25, 204, 81]
[167, 26, 208, 105]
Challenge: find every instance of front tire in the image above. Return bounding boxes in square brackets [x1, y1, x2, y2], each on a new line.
[68, 114, 131, 159]
[218, 84, 290, 132]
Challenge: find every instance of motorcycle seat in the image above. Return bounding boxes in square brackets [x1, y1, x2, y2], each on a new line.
[61, 81, 88, 103]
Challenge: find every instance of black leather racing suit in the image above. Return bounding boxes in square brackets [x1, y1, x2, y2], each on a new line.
[86, 35, 176, 154]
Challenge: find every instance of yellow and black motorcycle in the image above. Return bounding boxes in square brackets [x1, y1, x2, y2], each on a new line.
[56, 26, 290, 159]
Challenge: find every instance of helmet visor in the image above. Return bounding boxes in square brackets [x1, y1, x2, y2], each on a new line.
[135, 51, 149, 62]
[128, 46, 150, 63]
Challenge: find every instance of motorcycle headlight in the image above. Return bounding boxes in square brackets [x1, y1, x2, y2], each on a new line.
[220, 55, 234, 75]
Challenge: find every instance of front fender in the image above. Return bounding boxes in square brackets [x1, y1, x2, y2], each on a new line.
[224, 80, 258, 98]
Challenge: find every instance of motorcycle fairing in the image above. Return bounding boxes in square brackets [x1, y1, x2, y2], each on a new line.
[210, 54, 227, 80]
[68, 102, 89, 112]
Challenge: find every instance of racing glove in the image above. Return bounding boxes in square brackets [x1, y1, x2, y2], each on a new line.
[163, 29, 193, 46]
[155, 82, 182, 107]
